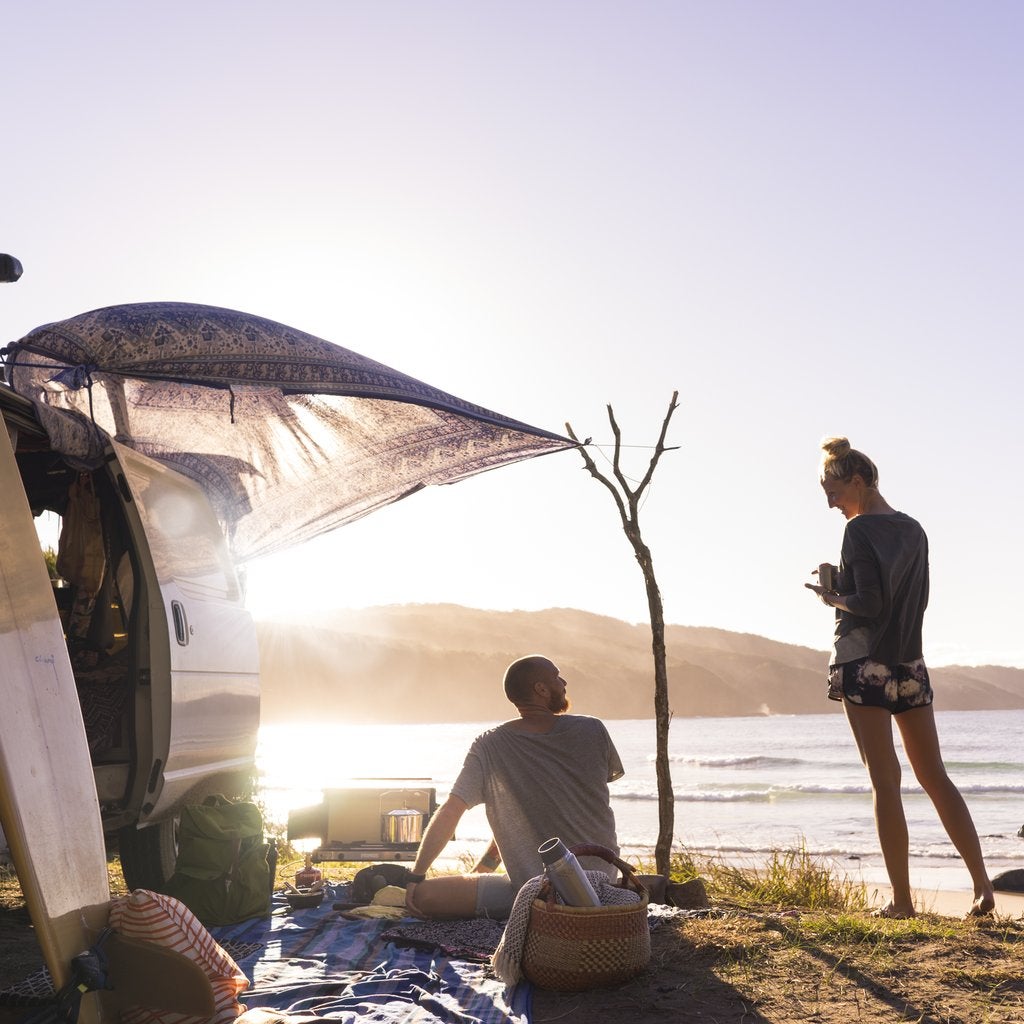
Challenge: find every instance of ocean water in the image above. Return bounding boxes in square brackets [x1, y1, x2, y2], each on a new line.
[257, 709, 1024, 893]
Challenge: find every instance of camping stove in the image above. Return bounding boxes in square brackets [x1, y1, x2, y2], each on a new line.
[287, 780, 437, 863]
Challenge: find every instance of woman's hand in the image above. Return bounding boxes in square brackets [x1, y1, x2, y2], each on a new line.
[805, 582, 851, 611]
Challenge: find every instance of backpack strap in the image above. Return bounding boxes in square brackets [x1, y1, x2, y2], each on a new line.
[224, 837, 242, 891]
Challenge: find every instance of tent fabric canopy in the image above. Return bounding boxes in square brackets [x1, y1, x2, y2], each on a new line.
[4, 302, 574, 562]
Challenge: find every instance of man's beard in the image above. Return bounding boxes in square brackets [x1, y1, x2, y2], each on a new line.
[549, 692, 571, 714]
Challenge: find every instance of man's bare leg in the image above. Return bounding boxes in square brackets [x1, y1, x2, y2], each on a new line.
[406, 874, 483, 919]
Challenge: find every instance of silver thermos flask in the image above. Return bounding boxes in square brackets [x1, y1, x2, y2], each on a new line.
[538, 837, 601, 907]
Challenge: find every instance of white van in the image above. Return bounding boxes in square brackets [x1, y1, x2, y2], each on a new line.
[2, 385, 259, 890]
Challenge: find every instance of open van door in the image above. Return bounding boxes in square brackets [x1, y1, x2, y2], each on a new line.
[109, 441, 259, 881]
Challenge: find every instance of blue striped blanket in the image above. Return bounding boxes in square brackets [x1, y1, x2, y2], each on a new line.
[210, 889, 530, 1024]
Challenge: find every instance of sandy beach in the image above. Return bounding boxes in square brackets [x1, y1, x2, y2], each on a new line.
[870, 881, 1024, 919]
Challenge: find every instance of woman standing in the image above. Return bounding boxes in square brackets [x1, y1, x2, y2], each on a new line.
[807, 436, 994, 918]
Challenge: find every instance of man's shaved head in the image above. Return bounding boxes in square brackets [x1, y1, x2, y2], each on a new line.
[503, 655, 556, 704]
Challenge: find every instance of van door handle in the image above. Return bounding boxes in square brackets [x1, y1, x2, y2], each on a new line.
[171, 600, 189, 646]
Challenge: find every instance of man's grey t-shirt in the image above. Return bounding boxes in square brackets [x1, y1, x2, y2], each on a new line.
[450, 715, 624, 890]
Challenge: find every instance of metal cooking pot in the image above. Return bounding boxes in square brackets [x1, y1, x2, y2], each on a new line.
[382, 807, 424, 844]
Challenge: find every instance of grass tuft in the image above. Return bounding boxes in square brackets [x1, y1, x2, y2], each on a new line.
[668, 844, 869, 913]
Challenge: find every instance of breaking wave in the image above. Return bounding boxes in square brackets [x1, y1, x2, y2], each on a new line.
[612, 781, 1024, 803]
[658, 753, 806, 769]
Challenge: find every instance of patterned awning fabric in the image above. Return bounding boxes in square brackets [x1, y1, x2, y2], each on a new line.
[4, 302, 573, 561]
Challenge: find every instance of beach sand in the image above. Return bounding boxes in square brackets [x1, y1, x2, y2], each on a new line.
[868, 882, 1024, 919]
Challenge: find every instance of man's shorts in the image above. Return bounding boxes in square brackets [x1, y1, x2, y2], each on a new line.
[475, 873, 515, 919]
[828, 657, 934, 715]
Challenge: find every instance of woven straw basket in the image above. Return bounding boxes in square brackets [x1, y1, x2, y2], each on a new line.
[520, 844, 650, 992]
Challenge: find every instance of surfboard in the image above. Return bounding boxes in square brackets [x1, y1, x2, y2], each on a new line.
[0, 423, 111, 1018]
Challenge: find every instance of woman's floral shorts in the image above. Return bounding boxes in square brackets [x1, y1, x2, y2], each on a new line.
[827, 657, 933, 714]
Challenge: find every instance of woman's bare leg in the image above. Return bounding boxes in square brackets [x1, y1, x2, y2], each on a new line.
[895, 704, 995, 916]
[844, 702, 916, 917]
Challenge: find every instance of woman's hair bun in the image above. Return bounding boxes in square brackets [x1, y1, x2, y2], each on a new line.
[820, 436, 851, 458]
[819, 435, 878, 487]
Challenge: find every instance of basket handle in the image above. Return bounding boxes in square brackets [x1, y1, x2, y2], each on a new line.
[557, 844, 649, 900]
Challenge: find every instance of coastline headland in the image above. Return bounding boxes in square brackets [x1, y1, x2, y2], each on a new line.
[256, 603, 1024, 724]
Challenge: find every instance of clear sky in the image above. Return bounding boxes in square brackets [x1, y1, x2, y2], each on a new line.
[3, 2, 1021, 667]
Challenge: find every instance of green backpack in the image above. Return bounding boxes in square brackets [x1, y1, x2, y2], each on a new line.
[163, 795, 274, 926]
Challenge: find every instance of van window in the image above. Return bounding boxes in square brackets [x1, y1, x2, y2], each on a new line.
[116, 445, 239, 602]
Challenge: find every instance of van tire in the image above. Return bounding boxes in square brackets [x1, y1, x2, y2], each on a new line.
[118, 817, 178, 891]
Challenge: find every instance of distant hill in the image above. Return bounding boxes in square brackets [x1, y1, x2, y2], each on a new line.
[256, 604, 1024, 723]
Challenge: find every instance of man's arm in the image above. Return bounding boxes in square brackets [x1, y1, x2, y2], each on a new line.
[405, 795, 468, 915]
[410, 795, 469, 877]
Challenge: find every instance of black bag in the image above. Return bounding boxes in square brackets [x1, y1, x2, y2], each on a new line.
[163, 795, 274, 926]
[350, 863, 412, 904]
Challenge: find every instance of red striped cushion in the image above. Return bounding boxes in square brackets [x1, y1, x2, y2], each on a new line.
[109, 889, 248, 1024]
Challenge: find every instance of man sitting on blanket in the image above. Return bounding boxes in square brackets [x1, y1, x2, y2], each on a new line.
[405, 655, 623, 920]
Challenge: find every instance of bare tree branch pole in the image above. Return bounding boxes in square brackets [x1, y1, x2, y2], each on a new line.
[566, 390, 680, 875]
